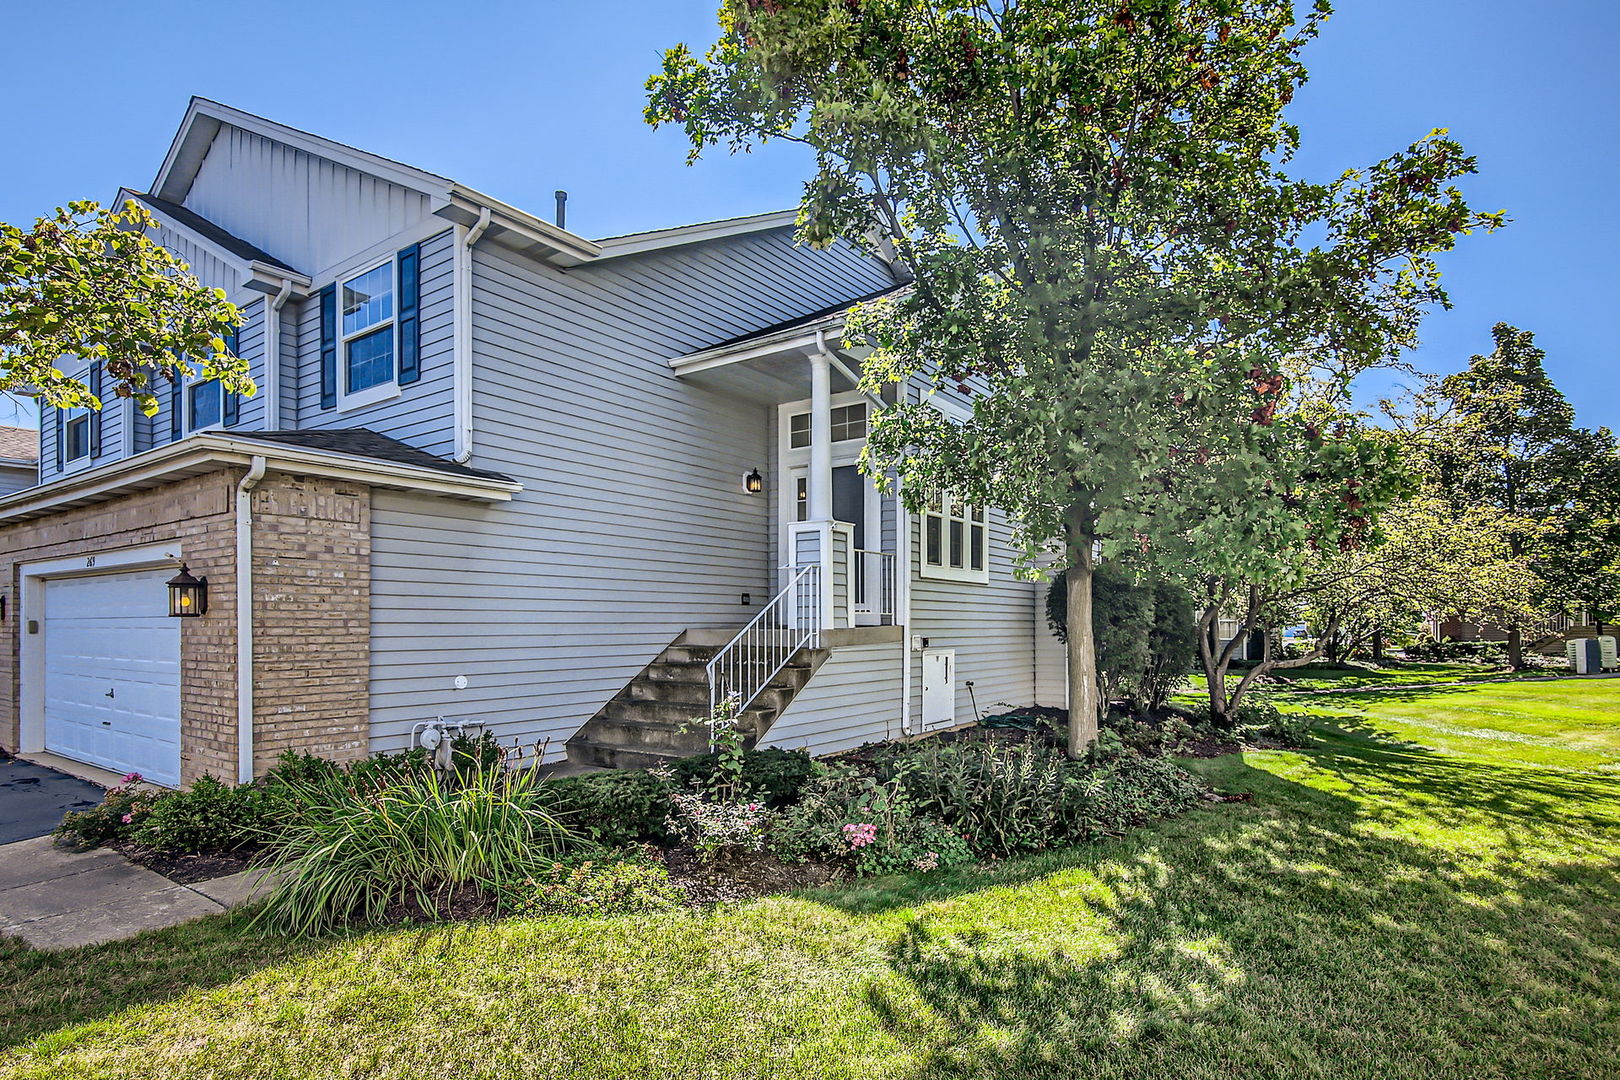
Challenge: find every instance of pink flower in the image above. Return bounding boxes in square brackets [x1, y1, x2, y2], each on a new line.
[747, 804, 760, 813]
[121, 772, 142, 784]
[121, 814, 133, 824]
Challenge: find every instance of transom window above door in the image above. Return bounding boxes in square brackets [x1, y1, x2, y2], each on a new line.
[788, 402, 867, 448]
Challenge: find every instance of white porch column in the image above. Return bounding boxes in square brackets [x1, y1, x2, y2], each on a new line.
[807, 348, 834, 521]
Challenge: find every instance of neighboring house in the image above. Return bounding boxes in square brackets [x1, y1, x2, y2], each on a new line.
[1429, 612, 1607, 654]
[0, 427, 38, 496]
[0, 98, 1065, 788]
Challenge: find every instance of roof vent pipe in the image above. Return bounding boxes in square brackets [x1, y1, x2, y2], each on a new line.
[554, 190, 568, 230]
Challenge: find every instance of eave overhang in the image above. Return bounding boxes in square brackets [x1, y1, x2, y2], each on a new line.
[0, 434, 521, 526]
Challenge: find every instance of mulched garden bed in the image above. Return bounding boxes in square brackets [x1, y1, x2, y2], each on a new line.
[656, 846, 846, 904]
[107, 839, 259, 885]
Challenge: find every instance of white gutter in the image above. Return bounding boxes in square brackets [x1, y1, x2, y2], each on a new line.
[0, 433, 521, 525]
[235, 455, 267, 783]
[263, 278, 294, 429]
[453, 207, 492, 464]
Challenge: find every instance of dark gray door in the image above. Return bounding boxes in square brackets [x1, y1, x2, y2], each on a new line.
[832, 465, 866, 550]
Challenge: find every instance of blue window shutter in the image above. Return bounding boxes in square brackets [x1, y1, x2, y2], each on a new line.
[397, 244, 421, 386]
[88, 364, 103, 457]
[222, 328, 240, 426]
[170, 376, 183, 442]
[319, 285, 337, 408]
[54, 408, 64, 470]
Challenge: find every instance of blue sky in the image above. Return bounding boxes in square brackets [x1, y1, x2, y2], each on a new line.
[1, 0, 1613, 431]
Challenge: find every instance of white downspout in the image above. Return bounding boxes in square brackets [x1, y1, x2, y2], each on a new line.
[264, 279, 294, 429]
[897, 382, 914, 735]
[453, 207, 492, 463]
[236, 455, 267, 784]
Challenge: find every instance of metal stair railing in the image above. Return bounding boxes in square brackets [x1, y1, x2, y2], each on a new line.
[706, 563, 822, 720]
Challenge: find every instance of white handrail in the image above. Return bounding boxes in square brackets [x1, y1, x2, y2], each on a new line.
[853, 548, 897, 624]
[707, 563, 822, 720]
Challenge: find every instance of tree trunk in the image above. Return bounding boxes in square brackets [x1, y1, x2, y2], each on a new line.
[1064, 503, 1099, 757]
[1506, 626, 1524, 670]
[1371, 629, 1384, 665]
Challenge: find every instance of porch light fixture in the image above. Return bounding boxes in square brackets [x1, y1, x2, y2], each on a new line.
[742, 468, 764, 495]
[166, 564, 208, 617]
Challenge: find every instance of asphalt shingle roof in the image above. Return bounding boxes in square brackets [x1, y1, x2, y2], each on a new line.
[212, 429, 514, 484]
[0, 426, 39, 463]
[130, 193, 298, 272]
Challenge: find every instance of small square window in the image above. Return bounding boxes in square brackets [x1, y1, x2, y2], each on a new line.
[830, 403, 867, 442]
[789, 413, 811, 450]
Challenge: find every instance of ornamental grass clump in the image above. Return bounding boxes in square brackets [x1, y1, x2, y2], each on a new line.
[254, 759, 575, 936]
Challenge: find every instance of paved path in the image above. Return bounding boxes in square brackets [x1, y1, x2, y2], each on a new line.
[0, 757, 106, 844]
[0, 836, 270, 949]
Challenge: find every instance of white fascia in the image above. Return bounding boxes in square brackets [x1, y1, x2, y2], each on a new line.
[0, 435, 521, 526]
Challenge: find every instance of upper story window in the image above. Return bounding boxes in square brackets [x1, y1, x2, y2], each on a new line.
[788, 403, 867, 448]
[188, 380, 223, 431]
[320, 243, 422, 412]
[61, 407, 91, 463]
[342, 262, 396, 394]
[921, 493, 988, 583]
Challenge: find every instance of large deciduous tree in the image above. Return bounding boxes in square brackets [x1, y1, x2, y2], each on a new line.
[649, 0, 1500, 752]
[1424, 323, 1619, 664]
[1, 200, 249, 416]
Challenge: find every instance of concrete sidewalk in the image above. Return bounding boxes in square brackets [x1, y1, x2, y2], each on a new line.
[0, 836, 270, 950]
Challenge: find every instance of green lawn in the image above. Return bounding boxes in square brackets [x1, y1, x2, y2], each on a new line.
[1188, 659, 1556, 696]
[4, 679, 1619, 1079]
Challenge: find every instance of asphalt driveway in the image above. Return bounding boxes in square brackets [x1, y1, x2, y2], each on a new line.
[0, 756, 105, 844]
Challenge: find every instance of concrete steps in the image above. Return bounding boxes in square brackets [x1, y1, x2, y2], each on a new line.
[565, 629, 829, 771]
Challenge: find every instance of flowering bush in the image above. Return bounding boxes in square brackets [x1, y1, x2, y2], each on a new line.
[768, 764, 971, 877]
[53, 777, 160, 848]
[134, 774, 266, 853]
[666, 789, 772, 860]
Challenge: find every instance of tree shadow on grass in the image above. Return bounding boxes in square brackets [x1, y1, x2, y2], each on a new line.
[0, 910, 327, 1050]
[839, 736, 1620, 1079]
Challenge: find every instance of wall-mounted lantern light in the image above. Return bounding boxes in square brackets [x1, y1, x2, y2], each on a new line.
[742, 468, 764, 495]
[167, 564, 208, 617]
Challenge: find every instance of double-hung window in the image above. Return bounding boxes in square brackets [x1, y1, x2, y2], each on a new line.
[921, 493, 988, 582]
[342, 262, 396, 398]
[318, 243, 423, 411]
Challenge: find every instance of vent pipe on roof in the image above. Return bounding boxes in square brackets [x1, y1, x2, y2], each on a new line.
[554, 190, 568, 230]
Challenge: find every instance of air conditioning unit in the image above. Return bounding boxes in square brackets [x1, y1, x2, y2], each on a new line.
[1567, 636, 1616, 674]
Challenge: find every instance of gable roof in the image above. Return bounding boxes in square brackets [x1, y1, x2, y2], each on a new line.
[702, 284, 907, 352]
[0, 426, 38, 464]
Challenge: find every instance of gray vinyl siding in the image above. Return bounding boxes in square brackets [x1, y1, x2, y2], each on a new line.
[290, 228, 455, 455]
[760, 641, 905, 756]
[37, 363, 127, 484]
[907, 509, 1043, 727]
[0, 464, 35, 496]
[365, 229, 894, 753]
[228, 299, 268, 430]
[184, 123, 436, 276]
[148, 220, 242, 296]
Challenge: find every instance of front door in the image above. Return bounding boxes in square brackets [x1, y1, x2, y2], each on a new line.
[921, 648, 956, 729]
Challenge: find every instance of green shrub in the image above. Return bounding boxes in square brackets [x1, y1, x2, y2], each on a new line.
[133, 775, 264, 853]
[768, 763, 972, 876]
[1182, 698, 1314, 747]
[879, 736, 1206, 857]
[1048, 569, 1198, 712]
[668, 748, 817, 807]
[541, 768, 675, 847]
[501, 857, 687, 916]
[254, 760, 575, 936]
[53, 780, 159, 848]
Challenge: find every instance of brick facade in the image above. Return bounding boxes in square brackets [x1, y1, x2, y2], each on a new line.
[0, 468, 372, 785]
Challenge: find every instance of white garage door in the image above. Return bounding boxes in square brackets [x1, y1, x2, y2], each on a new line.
[43, 569, 182, 787]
